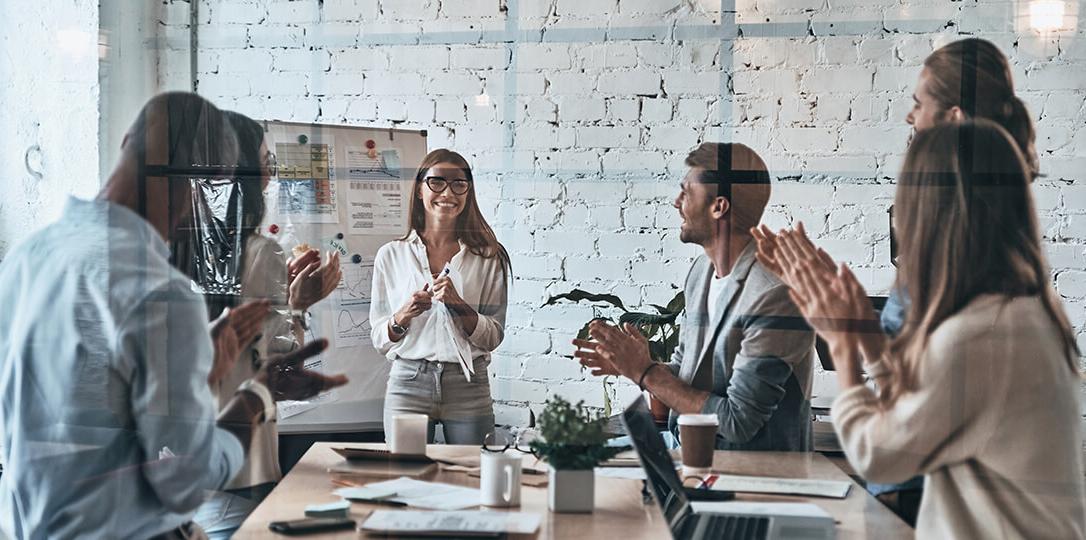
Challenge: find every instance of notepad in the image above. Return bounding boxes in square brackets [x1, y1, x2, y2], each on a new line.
[705, 474, 852, 499]
[360, 510, 542, 537]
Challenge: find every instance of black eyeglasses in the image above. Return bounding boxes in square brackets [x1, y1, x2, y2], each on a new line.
[482, 431, 537, 455]
[424, 176, 471, 195]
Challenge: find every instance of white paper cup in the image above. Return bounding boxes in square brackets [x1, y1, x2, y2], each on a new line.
[390, 413, 428, 455]
[678, 414, 718, 478]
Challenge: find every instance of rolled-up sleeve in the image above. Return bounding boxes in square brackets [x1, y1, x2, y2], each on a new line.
[466, 260, 507, 352]
[119, 281, 244, 513]
[369, 247, 398, 357]
[702, 284, 814, 444]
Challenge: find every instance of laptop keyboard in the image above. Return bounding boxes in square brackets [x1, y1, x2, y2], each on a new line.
[677, 514, 770, 540]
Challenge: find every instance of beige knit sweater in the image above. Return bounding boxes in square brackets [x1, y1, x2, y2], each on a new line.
[833, 294, 1086, 539]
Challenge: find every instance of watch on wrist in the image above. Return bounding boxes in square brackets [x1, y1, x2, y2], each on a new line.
[390, 318, 408, 336]
[289, 308, 309, 331]
[237, 378, 276, 423]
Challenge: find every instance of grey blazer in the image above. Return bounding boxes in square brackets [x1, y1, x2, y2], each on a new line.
[664, 243, 815, 451]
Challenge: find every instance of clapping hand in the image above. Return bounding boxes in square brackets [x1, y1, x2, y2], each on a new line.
[209, 300, 271, 385]
[288, 249, 342, 311]
[255, 339, 348, 401]
[772, 224, 879, 373]
[572, 321, 652, 380]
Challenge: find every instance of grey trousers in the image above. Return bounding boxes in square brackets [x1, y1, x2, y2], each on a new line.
[383, 357, 495, 446]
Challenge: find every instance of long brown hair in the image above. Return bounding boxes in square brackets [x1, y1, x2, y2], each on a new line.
[403, 149, 511, 280]
[923, 38, 1039, 179]
[887, 120, 1079, 401]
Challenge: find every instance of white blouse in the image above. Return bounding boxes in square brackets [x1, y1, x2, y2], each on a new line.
[369, 230, 508, 372]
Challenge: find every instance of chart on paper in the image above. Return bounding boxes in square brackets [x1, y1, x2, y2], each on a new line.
[345, 146, 403, 235]
[333, 306, 371, 349]
[334, 259, 374, 307]
[276, 142, 339, 223]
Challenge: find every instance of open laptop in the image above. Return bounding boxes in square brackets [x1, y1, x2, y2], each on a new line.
[620, 396, 836, 540]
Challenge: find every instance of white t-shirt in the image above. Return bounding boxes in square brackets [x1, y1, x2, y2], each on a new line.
[369, 230, 508, 368]
[707, 272, 731, 323]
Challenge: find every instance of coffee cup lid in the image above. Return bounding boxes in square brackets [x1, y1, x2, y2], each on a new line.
[677, 413, 719, 426]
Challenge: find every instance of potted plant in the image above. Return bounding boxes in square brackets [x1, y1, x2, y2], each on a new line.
[529, 396, 623, 513]
[543, 289, 684, 422]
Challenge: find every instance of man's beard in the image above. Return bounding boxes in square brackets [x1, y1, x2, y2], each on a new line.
[678, 223, 706, 245]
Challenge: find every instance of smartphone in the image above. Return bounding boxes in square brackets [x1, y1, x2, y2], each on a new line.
[268, 517, 356, 535]
[683, 486, 736, 502]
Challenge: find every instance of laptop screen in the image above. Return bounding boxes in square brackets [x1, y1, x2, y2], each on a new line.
[620, 395, 690, 526]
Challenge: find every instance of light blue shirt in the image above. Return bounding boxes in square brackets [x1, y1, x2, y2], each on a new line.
[0, 197, 244, 539]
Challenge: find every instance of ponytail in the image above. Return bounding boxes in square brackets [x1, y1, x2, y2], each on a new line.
[1004, 97, 1039, 180]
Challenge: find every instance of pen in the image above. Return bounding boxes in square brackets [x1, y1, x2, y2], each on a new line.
[698, 475, 718, 490]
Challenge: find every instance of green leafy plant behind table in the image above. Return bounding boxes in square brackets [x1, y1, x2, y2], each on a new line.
[543, 288, 685, 415]
[529, 396, 623, 470]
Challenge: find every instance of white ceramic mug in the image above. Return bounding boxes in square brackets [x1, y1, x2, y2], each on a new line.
[389, 413, 428, 455]
[480, 450, 522, 507]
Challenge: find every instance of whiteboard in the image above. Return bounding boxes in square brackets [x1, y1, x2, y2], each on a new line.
[259, 120, 428, 434]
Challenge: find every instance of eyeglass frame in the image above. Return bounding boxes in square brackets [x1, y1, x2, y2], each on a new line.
[481, 432, 536, 456]
[423, 175, 472, 195]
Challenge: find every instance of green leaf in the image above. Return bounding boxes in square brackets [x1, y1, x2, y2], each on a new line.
[542, 289, 628, 311]
[666, 291, 686, 314]
[575, 321, 592, 341]
[619, 311, 679, 326]
[648, 303, 668, 314]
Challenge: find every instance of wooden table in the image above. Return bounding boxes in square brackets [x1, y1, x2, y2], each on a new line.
[235, 443, 911, 539]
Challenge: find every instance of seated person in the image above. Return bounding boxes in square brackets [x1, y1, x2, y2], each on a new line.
[574, 143, 815, 452]
[757, 120, 1085, 538]
[0, 92, 346, 539]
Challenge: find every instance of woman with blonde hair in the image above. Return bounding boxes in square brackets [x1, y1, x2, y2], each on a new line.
[370, 149, 510, 445]
[761, 120, 1084, 538]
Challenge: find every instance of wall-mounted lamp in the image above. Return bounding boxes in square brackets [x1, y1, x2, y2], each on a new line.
[56, 28, 95, 60]
[1029, 0, 1067, 32]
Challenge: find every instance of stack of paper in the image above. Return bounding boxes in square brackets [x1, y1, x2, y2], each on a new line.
[706, 475, 852, 499]
[361, 510, 541, 536]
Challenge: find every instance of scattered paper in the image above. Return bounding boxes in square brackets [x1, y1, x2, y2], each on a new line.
[361, 510, 541, 535]
[335, 486, 399, 501]
[708, 475, 852, 499]
[343, 477, 481, 510]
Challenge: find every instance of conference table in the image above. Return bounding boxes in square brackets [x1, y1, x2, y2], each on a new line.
[235, 443, 912, 539]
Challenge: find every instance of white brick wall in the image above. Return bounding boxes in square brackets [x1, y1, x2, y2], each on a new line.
[159, 0, 1086, 429]
[0, 0, 101, 257]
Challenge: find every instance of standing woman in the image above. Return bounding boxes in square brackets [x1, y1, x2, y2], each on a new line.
[768, 121, 1085, 538]
[370, 149, 510, 445]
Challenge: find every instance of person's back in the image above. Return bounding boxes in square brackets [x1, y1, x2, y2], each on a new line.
[0, 197, 242, 538]
[922, 294, 1084, 538]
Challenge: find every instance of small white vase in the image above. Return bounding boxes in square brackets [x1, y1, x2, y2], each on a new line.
[548, 466, 595, 513]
